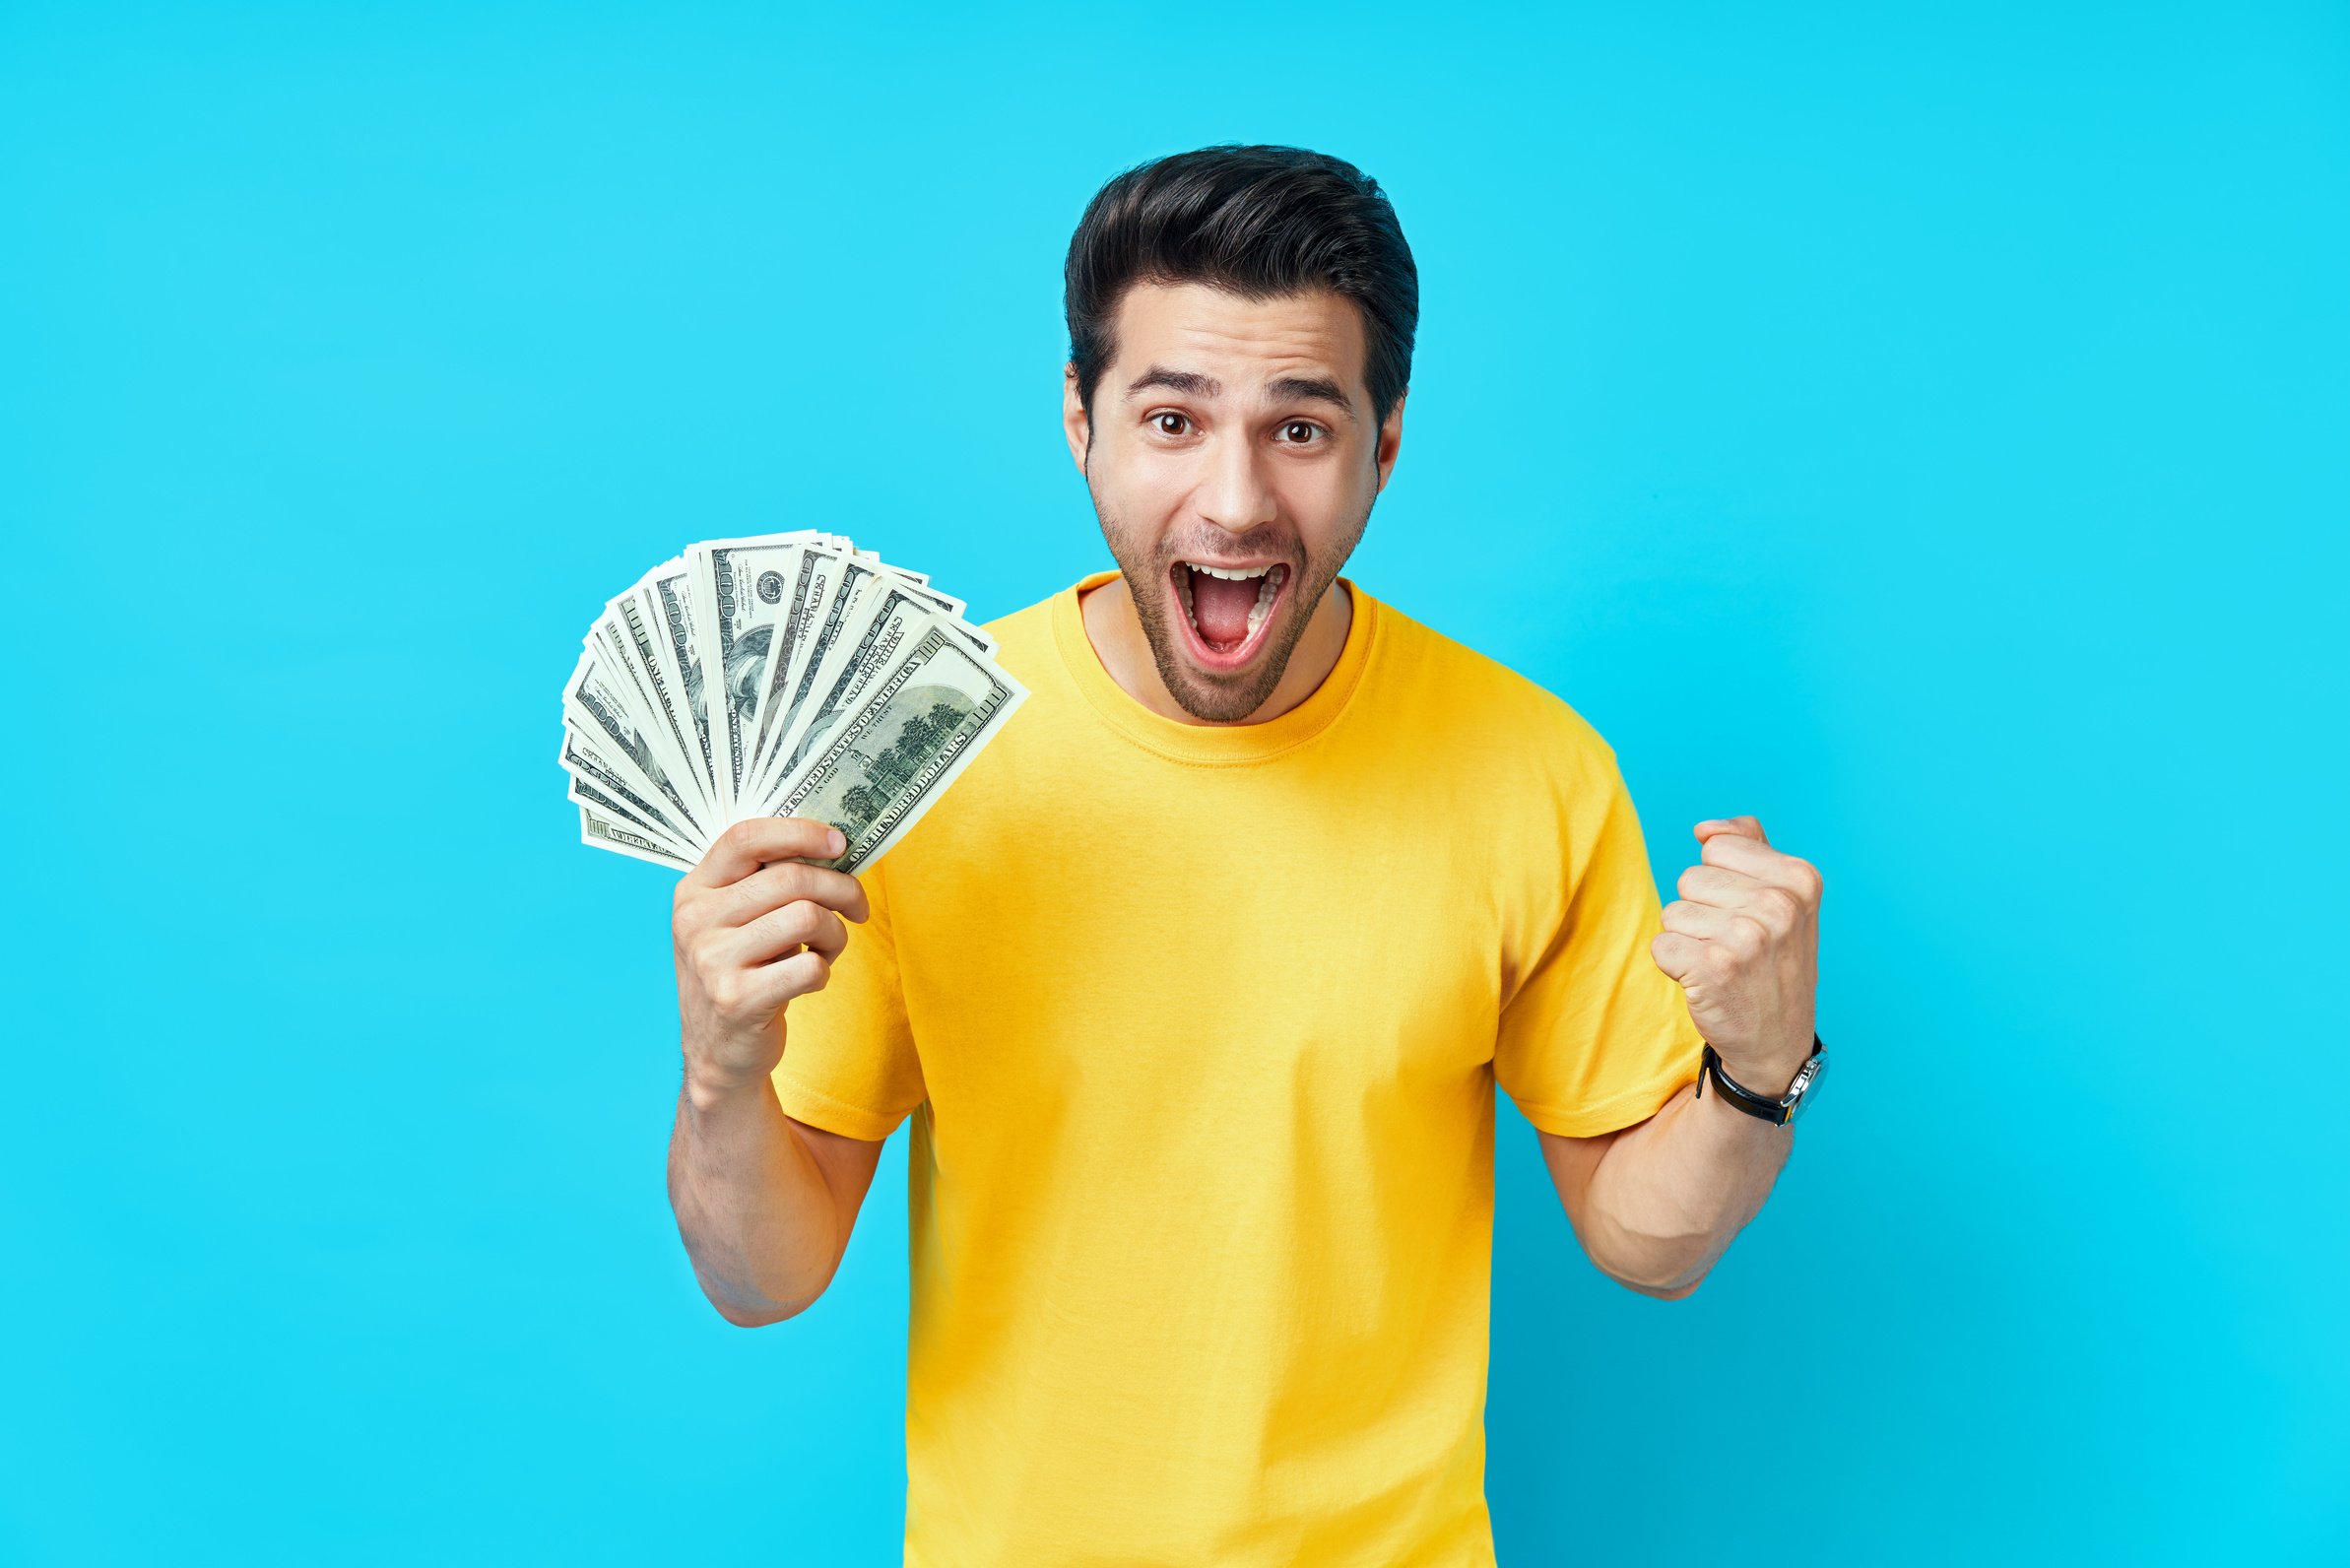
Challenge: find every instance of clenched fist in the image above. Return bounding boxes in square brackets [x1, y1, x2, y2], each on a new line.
[1650, 815, 1822, 1097]
[672, 816, 872, 1101]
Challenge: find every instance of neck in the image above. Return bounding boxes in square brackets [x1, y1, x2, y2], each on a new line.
[1079, 572, 1353, 726]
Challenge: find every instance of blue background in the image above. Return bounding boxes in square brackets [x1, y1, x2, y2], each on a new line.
[5, 3, 2344, 1563]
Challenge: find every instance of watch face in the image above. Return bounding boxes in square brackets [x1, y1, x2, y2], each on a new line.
[1785, 1053, 1826, 1119]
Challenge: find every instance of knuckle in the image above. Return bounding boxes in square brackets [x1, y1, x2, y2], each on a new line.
[739, 871, 790, 913]
[706, 973, 744, 1013]
[1755, 886, 1800, 927]
[724, 817, 790, 859]
[1787, 858, 1823, 901]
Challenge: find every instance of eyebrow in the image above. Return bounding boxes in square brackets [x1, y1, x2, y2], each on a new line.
[1124, 364, 1359, 425]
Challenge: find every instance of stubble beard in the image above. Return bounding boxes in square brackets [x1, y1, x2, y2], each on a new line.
[1089, 485, 1373, 724]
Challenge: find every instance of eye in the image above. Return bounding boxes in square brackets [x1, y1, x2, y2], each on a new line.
[1276, 420, 1329, 445]
[1151, 412, 1193, 437]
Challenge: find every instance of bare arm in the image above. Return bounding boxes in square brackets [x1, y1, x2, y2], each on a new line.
[1537, 1078, 1795, 1299]
[664, 817, 884, 1327]
[669, 1079, 885, 1326]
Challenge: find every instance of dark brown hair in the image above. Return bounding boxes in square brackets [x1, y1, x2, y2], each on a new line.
[1064, 144, 1418, 427]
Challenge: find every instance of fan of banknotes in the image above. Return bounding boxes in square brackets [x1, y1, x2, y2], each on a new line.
[560, 531, 1028, 874]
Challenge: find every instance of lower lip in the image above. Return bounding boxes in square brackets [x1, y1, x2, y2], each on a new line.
[1170, 562, 1290, 673]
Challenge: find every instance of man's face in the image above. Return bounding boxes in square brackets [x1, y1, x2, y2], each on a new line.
[1063, 280, 1404, 722]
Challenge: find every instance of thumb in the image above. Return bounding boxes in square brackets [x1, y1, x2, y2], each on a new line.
[1695, 815, 1770, 847]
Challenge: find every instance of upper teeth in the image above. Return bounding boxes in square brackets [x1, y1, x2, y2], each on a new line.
[1191, 563, 1269, 579]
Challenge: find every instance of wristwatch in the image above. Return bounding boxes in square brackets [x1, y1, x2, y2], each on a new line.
[1696, 1034, 1827, 1126]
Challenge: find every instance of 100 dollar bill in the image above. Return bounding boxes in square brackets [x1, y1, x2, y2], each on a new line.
[770, 617, 1027, 874]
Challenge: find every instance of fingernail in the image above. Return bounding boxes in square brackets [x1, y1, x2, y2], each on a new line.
[826, 827, 846, 856]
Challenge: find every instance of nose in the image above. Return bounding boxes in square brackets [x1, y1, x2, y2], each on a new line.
[1196, 425, 1278, 538]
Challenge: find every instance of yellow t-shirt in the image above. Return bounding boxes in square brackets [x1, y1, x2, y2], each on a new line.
[771, 568, 1706, 1567]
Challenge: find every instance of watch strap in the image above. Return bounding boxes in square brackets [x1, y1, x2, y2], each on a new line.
[1696, 1034, 1824, 1125]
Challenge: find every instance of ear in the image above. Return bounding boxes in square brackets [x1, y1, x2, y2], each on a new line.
[1062, 363, 1092, 476]
[1373, 388, 1407, 493]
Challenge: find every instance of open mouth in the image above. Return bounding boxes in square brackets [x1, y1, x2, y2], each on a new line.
[1170, 558, 1291, 671]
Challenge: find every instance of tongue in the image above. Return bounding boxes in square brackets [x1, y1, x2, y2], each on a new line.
[1190, 570, 1260, 646]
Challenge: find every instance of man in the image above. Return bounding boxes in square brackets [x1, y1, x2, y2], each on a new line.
[666, 144, 1826, 1566]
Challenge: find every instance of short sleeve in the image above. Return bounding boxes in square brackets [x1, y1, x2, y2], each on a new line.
[1493, 754, 1706, 1138]
[769, 855, 927, 1141]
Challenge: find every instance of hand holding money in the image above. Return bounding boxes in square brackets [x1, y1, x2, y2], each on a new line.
[672, 817, 874, 1099]
[559, 530, 1028, 875]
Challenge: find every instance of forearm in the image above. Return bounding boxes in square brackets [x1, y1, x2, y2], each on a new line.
[667, 1073, 841, 1325]
[1581, 1071, 1796, 1295]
